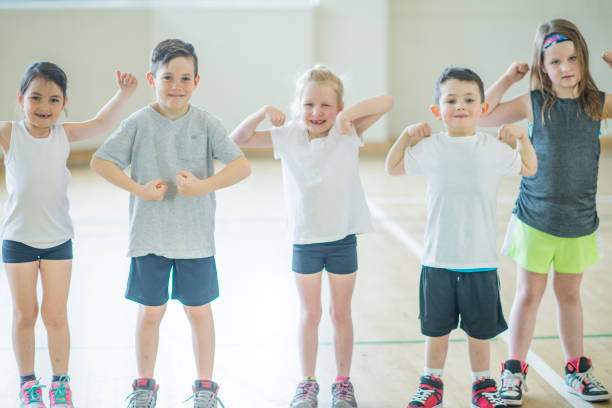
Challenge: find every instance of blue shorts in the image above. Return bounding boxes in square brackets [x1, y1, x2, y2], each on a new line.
[2, 239, 73, 263]
[126, 254, 219, 307]
[292, 234, 358, 275]
[419, 266, 507, 340]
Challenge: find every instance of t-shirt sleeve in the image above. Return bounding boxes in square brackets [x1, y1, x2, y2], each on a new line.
[497, 139, 522, 177]
[270, 125, 289, 160]
[403, 141, 425, 176]
[93, 117, 135, 171]
[208, 120, 244, 165]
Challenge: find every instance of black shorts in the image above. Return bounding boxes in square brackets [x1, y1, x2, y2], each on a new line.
[2, 239, 73, 263]
[419, 266, 507, 339]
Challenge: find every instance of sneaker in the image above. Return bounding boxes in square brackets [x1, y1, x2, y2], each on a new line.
[406, 375, 443, 408]
[290, 380, 319, 408]
[499, 360, 528, 406]
[565, 357, 610, 402]
[125, 378, 158, 408]
[472, 378, 506, 408]
[49, 376, 74, 408]
[331, 381, 357, 408]
[185, 380, 225, 408]
[19, 379, 46, 408]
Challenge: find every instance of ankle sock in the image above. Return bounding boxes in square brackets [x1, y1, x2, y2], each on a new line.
[20, 374, 36, 386]
[471, 370, 491, 382]
[334, 376, 349, 383]
[424, 367, 443, 379]
[302, 376, 317, 382]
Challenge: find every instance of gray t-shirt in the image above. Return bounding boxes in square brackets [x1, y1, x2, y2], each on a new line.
[94, 105, 243, 258]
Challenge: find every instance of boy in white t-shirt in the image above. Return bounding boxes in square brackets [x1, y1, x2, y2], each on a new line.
[385, 67, 537, 408]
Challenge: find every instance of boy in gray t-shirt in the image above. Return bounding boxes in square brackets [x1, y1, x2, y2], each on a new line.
[91, 39, 250, 408]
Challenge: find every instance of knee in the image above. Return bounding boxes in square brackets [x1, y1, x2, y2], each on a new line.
[515, 284, 545, 307]
[139, 306, 166, 326]
[329, 306, 352, 327]
[41, 306, 67, 330]
[184, 305, 211, 325]
[301, 305, 322, 327]
[553, 285, 581, 305]
[14, 304, 38, 328]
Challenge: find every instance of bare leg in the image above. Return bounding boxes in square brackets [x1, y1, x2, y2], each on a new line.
[552, 271, 584, 360]
[507, 267, 548, 361]
[184, 303, 215, 379]
[425, 335, 450, 369]
[294, 272, 323, 377]
[327, 272, 356, 378]
[467, 336, 490, 373]
[5, 261, 40, 375]
[39, 259, 72, 375]
[135, 304, 166, 378]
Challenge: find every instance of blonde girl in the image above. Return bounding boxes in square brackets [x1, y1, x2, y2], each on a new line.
[479, 19, 612, 405]
[0, 61, 136, 408]
[230, 65, 393, 408]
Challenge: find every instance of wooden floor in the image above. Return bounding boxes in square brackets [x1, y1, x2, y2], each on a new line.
[0, 154, 611, 407]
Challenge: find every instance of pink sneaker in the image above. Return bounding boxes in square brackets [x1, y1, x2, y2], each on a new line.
[19, 379, 46, 408]
[49, 376, 74, 408]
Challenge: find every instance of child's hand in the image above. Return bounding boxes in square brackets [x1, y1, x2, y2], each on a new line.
[336, 112, 353, 135]
[498, 124, 525, 146]
[176, 170, 205, 196]
[403, 122, 431, 143]
[264, 106, 286, 127]
[504, 62, 529, 84]
[116, 71, 138, 94]
[602, 51, 612, 68]
[139, 179, 167, 200]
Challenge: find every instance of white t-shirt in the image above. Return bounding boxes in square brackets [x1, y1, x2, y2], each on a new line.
[271, 121, 373, 244]
[2, 121, 73, 248]
[404, 132, 522, 269]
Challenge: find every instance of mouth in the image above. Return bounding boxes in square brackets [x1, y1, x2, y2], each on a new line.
[310, 119, 326, 126]
[561, 75, 574, 80]
[35, 113, 52, 119]
[454, 114, 468, 118]
[168, 94, 184, 98]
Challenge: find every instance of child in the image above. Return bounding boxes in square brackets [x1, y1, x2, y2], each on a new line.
[230, 65, 393, 408]
[0, 61, 137, 408]
[90, 39, 250, 408]
[386, 67, 537, 408]
[479, 18, 611, 405]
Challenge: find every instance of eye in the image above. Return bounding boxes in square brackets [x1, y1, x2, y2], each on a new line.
[29, 96, 40, 101]
[182, 76, 191, 81]
[550, 60, 560, 65]
[322, 104, 330, 107]
[304, 103, 313, 107]
[50, 98, 61, 103]
[465, 98, 475, 103]
[445, 99, 455, 104]
[569, 56, 577, 62]
[162, 75, 172, 80]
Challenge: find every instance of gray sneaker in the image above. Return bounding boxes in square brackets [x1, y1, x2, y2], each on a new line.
[185, 380, 225, 408]
[332, 381, 357, 408]
[125, 378, 158, 408]
[290, 380, 319, 408]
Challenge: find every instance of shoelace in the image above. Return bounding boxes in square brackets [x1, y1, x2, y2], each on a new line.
[501, 371, 528, 392]
[125, 389, 156, 408]
[481, 390, 505, 406]
[183, 389, 226, 408]
[572, 368, 607, 392]
[50, 376, 72, 404]
[22, 382, 46, 403]
[333, 383, 355, 402]
[295, 383, 318, 401]
[412, 386, 436, 403]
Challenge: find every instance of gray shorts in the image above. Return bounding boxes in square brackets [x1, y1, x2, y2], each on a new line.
[292, 234, 358, 275]
[126, 254, 219, 307]
[419, 266, 507, 339]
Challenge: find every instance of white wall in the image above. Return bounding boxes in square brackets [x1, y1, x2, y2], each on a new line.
[389, 0, 612, 136]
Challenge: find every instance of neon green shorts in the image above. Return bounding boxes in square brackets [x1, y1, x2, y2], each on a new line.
[501, 215, 601, 274]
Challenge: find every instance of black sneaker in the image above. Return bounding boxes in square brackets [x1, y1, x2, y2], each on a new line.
[565, 357, 609, 402]
[472, 378, 506, 408]
[499, 359, 528, 406]
[407, 375, 443, 408]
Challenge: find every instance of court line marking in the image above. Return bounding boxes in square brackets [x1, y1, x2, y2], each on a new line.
[367, 199, 594, 408]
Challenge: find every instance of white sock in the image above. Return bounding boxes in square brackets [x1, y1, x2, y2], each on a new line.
[424, 367, 443, 379]
[472, 370, 491, 382]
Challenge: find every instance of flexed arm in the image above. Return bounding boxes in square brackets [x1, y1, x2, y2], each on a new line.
[64, 71, 138, 142]
[336, 94, 394, 136]
[601, 51, 612, 119]
[479, 63, 532, 127]
[175, 156, 251, 196]
[229, 105, 285, 148]
[385, 122, 431, 176]
[498, 124, 537, 177]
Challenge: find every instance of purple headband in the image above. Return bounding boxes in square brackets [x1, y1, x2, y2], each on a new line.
[543, 33, 571, 50]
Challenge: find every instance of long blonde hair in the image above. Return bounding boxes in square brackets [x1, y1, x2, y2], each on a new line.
[530, 19, 602, 123]
[291, 64, 344, 117]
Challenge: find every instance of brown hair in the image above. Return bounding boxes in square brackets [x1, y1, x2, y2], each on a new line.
[530, 19, 602, 122]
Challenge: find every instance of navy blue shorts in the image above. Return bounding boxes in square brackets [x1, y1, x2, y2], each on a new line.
[419, 266, 507, 340]
[2, 239, 73, 263]
[126, 254, 219, 307]
[292, 234, 358, 275]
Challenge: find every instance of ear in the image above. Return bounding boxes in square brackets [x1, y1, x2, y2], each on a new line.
[430, 104, 442, 120]
[62, 96, 68, 110]
[17, 91, 24, 108]
[146, 72, 155, 87]
[338, 100, 344, 112]
[194, 74, 200, 87]
[480, 101, 489, 117]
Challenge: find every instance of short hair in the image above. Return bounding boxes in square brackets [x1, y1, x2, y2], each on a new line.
[434, 67, 484, 104]
[150, 39, 198, 77]
[19, 61, 67, 99]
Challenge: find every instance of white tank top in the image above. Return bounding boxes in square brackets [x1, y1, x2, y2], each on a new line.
[2, 121, 73, 248]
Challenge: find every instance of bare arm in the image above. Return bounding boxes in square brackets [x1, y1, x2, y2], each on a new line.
[90, 156, 167, 200]
[497, 124, 537, 177]
[479, 63, 533, 127]
[229, 105, 286, 148]
[337, 94, 394, 136]
[0, 121, 12, 154]
[601, 51, 612, 119]
[175, 156, 251, 196]
[385, 122, 431, 176]
[64, 71, 138, 142]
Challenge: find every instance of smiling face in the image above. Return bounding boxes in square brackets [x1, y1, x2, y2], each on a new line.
[542, 40, 582, 97]
[431, 79, 488, 136]
[300, 82, 343, 138]
[147, 56, 199, 119]
[18, 77, 66, 136]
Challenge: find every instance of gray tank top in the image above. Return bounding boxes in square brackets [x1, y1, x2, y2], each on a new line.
[514, 90, 604, 237]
